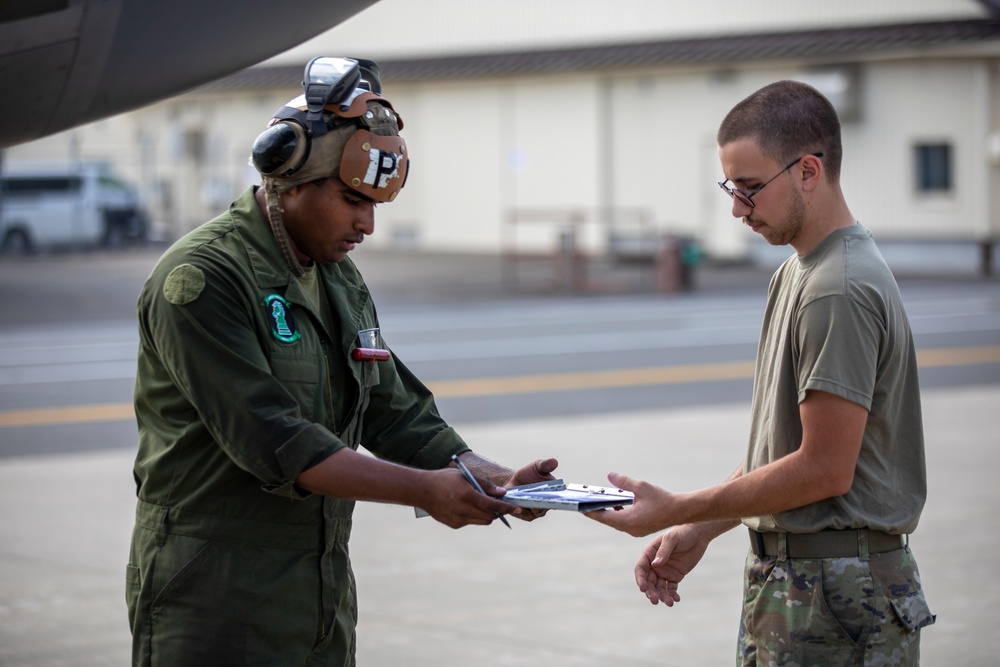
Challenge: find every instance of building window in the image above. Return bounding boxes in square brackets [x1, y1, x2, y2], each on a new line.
[914, 143, 952, 193]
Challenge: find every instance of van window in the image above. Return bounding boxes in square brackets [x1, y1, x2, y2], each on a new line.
[97, 175, 131, 192]
[2, 176, 84, 196]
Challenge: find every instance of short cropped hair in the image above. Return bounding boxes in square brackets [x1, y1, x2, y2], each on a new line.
[717, 80, 843, 182]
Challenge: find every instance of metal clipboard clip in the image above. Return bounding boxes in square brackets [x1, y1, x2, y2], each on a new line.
[506, 479, 567, 493]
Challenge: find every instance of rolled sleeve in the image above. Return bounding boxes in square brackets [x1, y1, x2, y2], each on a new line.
[269, 423, 347, 497]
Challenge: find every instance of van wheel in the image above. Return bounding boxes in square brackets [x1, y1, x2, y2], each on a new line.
[2, 229, 34, 255]
[103, 223, 126, 248]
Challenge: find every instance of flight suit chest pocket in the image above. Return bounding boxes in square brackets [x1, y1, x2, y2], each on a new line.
[269, 352, 322, 422]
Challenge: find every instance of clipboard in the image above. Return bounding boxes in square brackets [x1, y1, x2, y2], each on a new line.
[502, 479, 634, 512]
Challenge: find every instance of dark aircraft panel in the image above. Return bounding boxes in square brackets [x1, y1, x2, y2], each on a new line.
[0, 0, 378, 147]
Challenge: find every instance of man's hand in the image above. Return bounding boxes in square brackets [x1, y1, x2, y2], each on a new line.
[454, 454, 559, 522]
[634, 525, 712, 607]
[418, 467, 519, 529]
[503, 458, 560, 487]
[584, 471, 673, 537]
[503, 457, 559, 521]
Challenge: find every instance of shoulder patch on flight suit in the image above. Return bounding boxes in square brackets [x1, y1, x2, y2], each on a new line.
[163, 264, 206, 305]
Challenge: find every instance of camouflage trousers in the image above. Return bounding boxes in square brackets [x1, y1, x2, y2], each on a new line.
[738, 546, 935, 666]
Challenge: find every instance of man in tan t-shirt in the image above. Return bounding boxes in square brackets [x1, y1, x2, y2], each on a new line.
[588, 80, 935, 666]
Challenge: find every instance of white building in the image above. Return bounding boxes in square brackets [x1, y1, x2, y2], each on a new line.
[6, 0, 1000, 271]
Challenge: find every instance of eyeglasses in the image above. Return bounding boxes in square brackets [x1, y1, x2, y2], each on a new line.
[718, 152, 823, 209]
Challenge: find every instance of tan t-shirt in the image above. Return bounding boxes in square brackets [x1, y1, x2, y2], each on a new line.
[744, 224, 926, 535]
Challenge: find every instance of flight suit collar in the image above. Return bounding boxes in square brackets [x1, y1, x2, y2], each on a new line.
[231, 187, 295, 290]
[230, 187, 376, 383]
[231, 188, 372, 310]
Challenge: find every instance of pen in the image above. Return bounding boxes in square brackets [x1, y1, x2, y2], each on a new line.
[451, 454, 512, 529]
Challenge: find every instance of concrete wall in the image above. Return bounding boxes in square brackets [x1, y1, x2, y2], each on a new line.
[368, 56, 1000, 258]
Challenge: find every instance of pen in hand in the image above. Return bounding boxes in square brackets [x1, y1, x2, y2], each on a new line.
[451, 454, 512, 529]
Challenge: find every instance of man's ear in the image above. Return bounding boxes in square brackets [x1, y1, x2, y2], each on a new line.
[282, 183, 307, 200]
[800, 153, 824, 192]
[278, 182, 313, 220]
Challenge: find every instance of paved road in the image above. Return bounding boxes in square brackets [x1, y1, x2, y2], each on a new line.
[1, 246, 998, 454]
[1, 387, 997, 666]
[0, 246, 998, 666]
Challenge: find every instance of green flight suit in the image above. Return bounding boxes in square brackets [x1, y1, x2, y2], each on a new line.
[126, 187, 468, 666]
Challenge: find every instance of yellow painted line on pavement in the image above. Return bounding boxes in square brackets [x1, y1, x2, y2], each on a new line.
[1, 344, 998, 428]
[914, 344, 1000, 368]
[0, 402, 137, 427]
[427, 360, 757, 398]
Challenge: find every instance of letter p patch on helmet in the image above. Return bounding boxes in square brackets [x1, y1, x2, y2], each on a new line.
[340, 129, 408, 202]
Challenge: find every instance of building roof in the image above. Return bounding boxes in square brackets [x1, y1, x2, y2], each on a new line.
[200, 18, 1000, 91]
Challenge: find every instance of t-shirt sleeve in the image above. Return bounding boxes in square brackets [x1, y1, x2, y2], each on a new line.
[794, 294, 881, 410]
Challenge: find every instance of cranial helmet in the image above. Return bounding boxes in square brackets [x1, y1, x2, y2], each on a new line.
[251, 57, 409, 203]
[250, 57, 409, 275]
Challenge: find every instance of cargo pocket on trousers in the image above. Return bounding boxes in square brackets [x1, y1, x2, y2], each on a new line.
[889, 588, 936, 632]
[126, 564, 141, 629]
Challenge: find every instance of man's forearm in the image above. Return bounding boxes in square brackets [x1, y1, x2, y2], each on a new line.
[296, 447, 434, 505]
[675, 389, 868, 527]
[454, 451, 512, 486]
[690, 463, 744, 539]
[672, 445, 852, 527]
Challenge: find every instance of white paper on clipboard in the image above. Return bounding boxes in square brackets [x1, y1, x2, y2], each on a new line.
[501, 479, 634, 512]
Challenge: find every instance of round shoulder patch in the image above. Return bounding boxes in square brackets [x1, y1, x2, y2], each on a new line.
[163, 264, 206, 305]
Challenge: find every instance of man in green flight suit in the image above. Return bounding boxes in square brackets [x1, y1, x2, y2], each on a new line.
[126, 57, 557, 667]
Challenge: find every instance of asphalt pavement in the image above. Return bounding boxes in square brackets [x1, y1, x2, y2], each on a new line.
[0, 245, 998, 666]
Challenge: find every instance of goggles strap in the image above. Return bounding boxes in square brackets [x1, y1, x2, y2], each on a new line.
[263, 181, 306, 278]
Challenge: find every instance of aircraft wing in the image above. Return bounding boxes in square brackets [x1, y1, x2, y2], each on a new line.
[0, 0, 378, 148]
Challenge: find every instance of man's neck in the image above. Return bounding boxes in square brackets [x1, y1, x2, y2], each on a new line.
[792, 191, 856, 256]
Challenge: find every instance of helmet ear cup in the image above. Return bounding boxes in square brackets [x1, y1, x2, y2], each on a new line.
[251, 121, 310, 177]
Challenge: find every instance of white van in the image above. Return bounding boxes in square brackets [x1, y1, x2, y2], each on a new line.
[0, 162, 148, 253]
